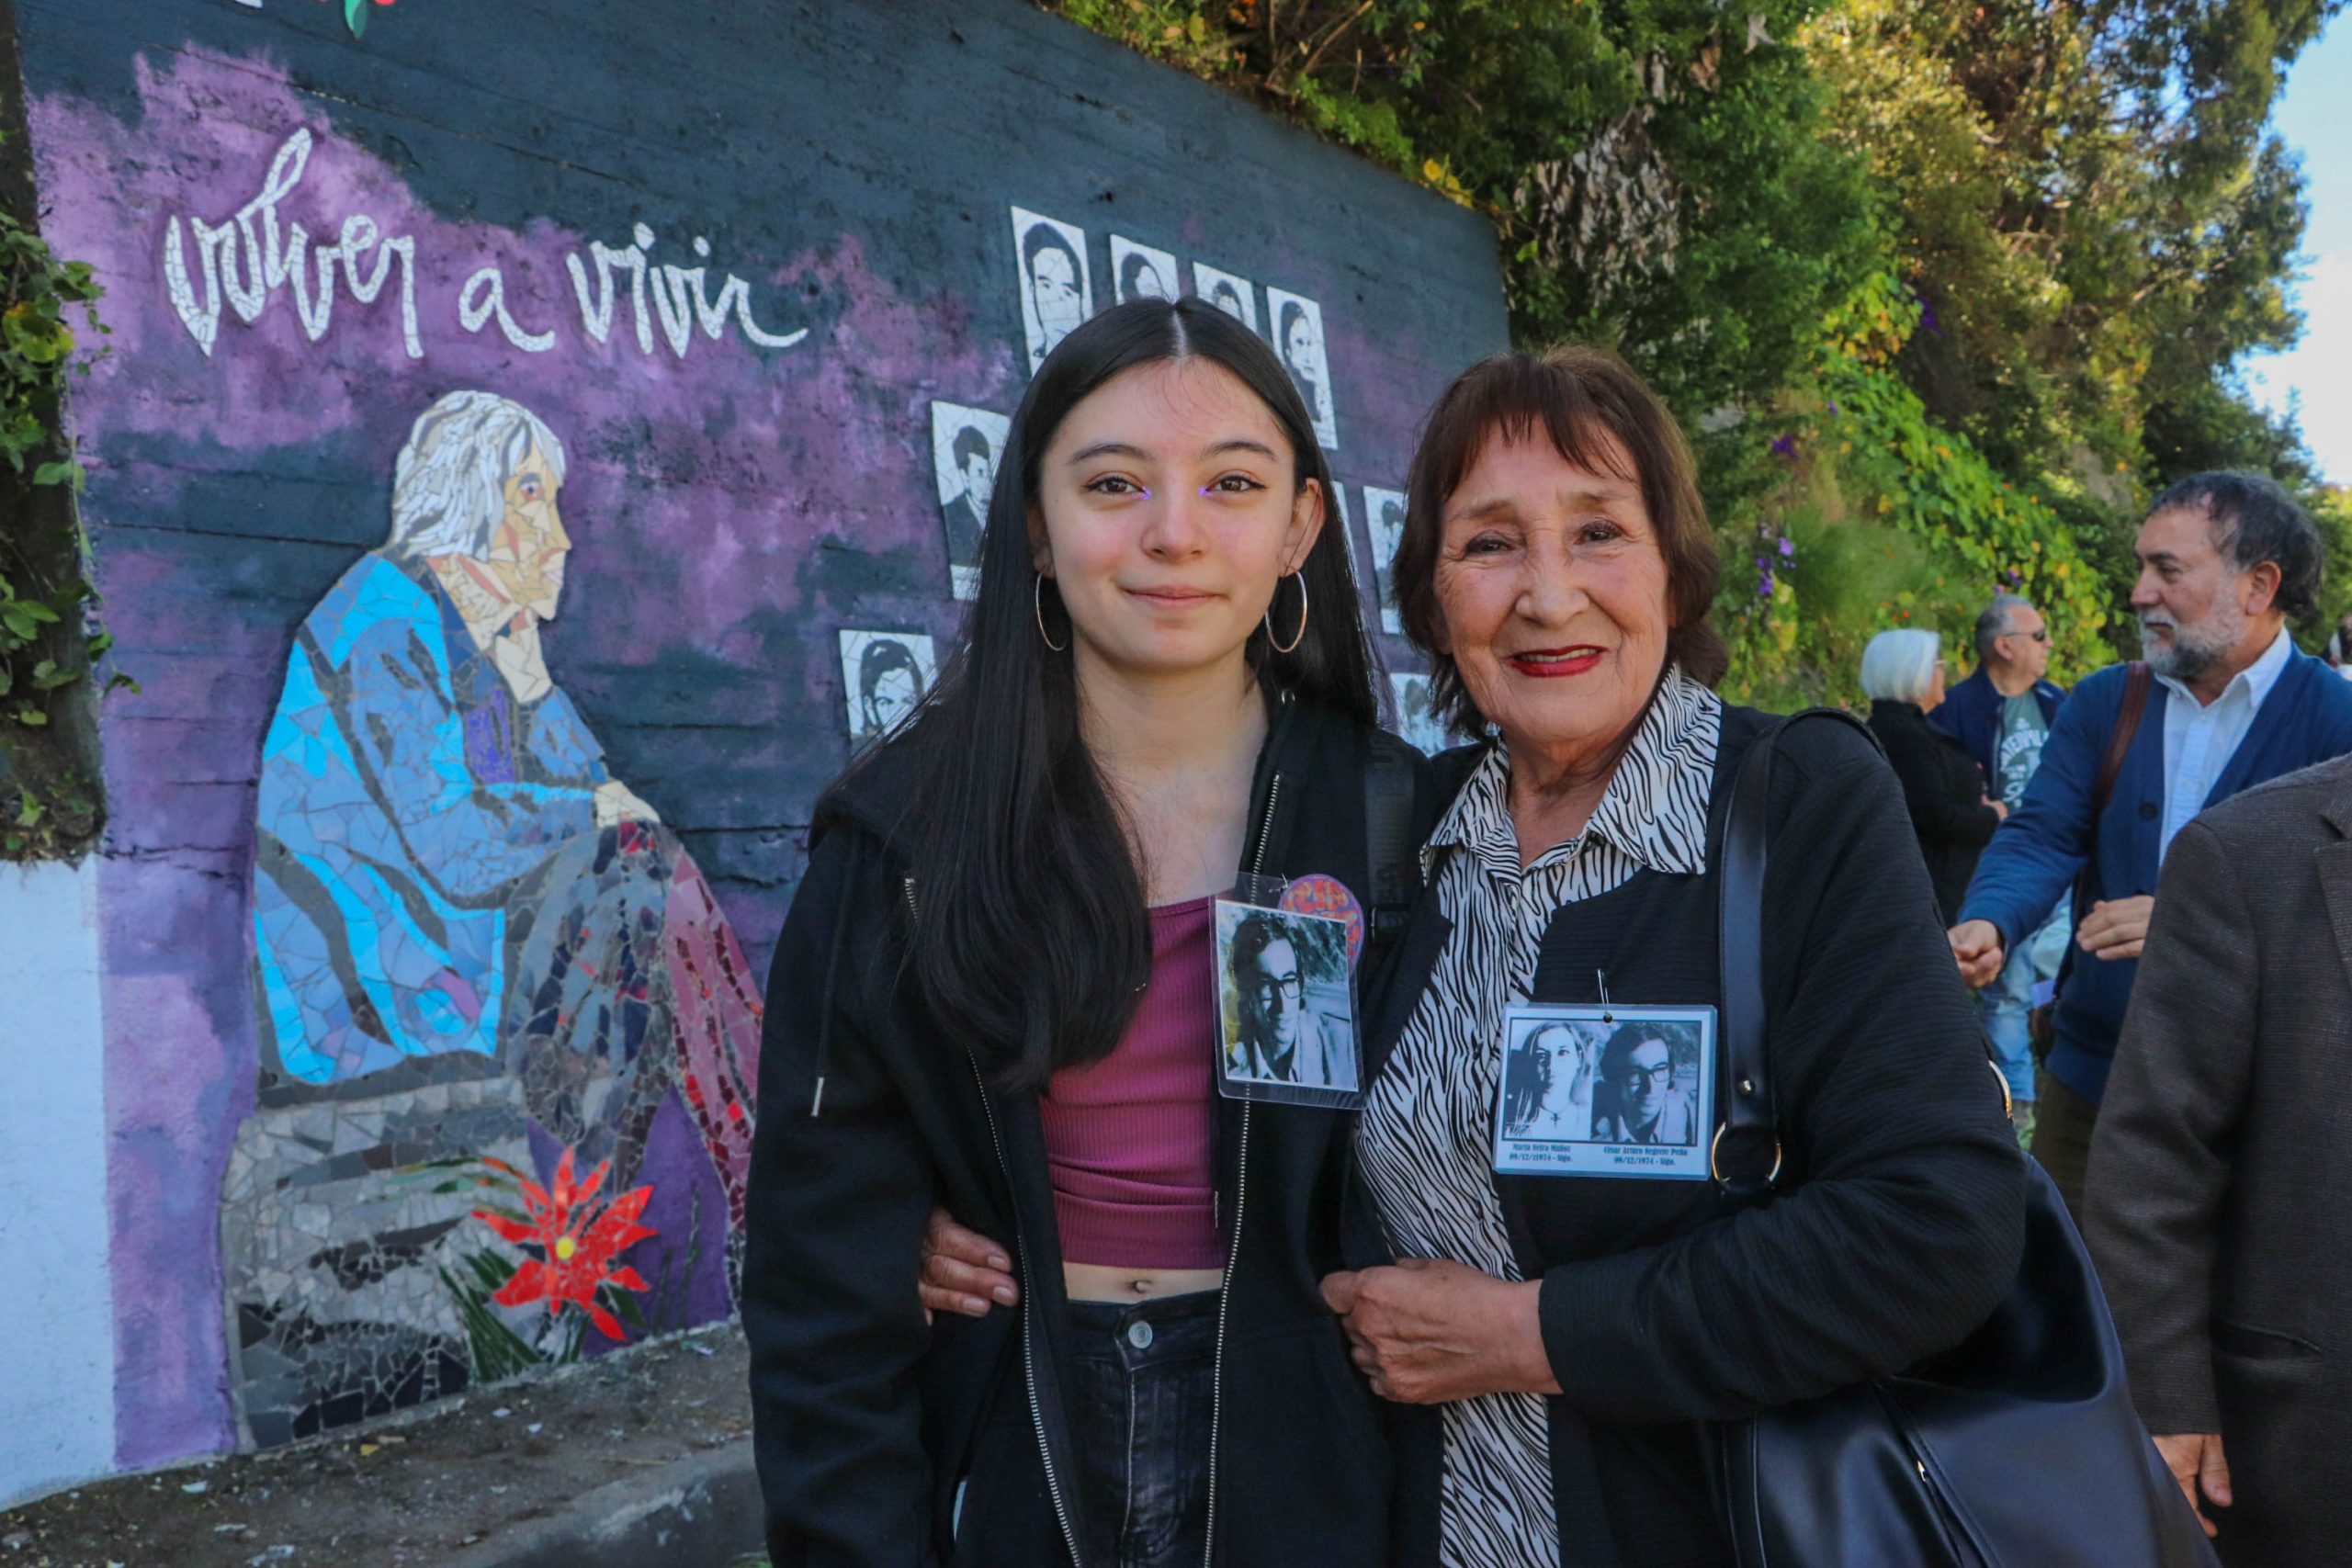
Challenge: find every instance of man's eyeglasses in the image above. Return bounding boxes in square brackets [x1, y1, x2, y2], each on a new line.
[2007, 626, 2049, 643]
[1251, 971, 1304, 1005]
[1617, 1061, 1675, 1090]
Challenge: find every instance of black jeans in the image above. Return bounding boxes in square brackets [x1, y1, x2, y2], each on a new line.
[1064, 1291, 1219, 1568]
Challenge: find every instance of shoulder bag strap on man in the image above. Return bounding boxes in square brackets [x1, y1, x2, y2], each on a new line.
[2092, 662, 2154, 820]
[2045, 660, 2155, 1032]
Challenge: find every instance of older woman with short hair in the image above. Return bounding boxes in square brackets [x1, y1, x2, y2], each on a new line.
[1322, 348, 2025, 1567]
[1862, 626, 2007, 925]
[915, 347, 2027, 1568]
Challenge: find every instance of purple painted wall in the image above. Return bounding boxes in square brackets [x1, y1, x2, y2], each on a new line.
[7, 0, 1509, 1476]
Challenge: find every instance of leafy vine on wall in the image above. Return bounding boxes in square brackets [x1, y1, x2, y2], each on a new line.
[0, 165, 119, 860]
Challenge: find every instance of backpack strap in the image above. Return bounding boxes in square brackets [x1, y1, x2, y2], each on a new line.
[1362, 734, 1421, 944]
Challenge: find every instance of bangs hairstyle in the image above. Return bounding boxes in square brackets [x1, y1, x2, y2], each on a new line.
[864, 296, 1377, 1093]
[1393, 347, 1724, 736]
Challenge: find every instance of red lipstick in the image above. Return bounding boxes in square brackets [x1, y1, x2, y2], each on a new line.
[1507, 647, 1604, 678]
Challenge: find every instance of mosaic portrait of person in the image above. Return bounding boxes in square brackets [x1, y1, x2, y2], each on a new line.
[1363, 485, 1408, 636]
[838, 628, 937, 748]
[1110, 234, 1179, 304]
[1328, 480, 1364, 593]
[1390, 671, 1450, 757]
[1267, 288, 1337, 450]
[928, 401, 1010, 601]
[1191, 261, 1258, 333]
[229, 389, 762, 1447]
[1011, 206, 1092, 372]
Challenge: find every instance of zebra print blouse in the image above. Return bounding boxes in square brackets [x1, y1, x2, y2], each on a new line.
[1358, 666, 1722, 1568]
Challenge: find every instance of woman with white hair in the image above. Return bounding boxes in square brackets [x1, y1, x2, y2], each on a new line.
[1863, 626, 2007, 922]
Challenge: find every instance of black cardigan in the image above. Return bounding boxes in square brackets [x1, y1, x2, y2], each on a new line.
[1867, 698, 2003, 924]
[1362, 707, 2028, 1568]
[743, 694, 1441, 1568]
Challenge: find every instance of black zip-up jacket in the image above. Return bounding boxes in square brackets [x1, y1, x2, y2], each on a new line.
[744, 692, 1439, 1567]
[1369, 709, 2027, 1567]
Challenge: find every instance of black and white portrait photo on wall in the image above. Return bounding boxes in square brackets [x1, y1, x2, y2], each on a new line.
[1328, 481, 1365, 593]
[1212, 899, 1362, 1109]
[838, 629, 938, 749]
[1390, 672, 1450, 757]
[1363, 485, 1408, 635]
[1010, 206, 1092, 372]
[1110, 235, 1180, 305]
[1265, 288, 1337, 449]
[1489, 1004, 1716, 1179]
[928, 401, 1010, 600]
[1190, 262, 1258, 333]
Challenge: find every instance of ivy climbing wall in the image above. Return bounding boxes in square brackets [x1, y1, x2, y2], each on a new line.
[0, 0, 1507, 1497]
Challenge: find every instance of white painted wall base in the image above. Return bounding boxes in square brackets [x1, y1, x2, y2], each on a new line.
[0, 857, 117, 1506]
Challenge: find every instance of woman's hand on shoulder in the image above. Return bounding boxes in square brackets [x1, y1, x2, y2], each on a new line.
[920, 1207, 1017, 1322]
[1319, 1258, 1559, 1404]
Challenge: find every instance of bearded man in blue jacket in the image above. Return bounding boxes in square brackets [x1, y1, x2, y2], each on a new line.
[1951, 471, 2352, 1215]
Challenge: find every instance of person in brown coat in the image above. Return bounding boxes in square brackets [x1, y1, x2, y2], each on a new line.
[2086, 751, 2352, 1563]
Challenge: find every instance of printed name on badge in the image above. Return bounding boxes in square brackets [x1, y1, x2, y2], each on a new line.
[1490, 1004, 1717, 1179]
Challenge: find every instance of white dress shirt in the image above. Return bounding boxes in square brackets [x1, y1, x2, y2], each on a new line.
[2155, 622, 2293, 860]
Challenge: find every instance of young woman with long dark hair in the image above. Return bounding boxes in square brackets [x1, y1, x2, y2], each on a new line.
[745, 298, 1429, 1567]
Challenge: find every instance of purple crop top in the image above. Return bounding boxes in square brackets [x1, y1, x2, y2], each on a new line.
[1038, 895, 1225, 1270]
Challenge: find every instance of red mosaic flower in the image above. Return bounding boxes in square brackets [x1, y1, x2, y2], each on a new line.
[473, 1146, 656, 1340]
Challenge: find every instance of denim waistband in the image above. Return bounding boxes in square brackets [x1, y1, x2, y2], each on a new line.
[1066, 1289, 1220, 1371]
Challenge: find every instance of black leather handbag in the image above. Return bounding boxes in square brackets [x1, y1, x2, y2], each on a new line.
[1710, 713, 2218, 1568]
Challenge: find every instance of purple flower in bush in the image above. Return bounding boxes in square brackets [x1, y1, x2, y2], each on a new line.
[1770, 434, 1797, 460]
[1778, 536, 1796, 558]
[1826, 400, 1838, 415]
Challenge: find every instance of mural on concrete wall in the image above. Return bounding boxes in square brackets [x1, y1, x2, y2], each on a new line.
[10, 0, 1508, 1488]
[232, 389, 762, 1442]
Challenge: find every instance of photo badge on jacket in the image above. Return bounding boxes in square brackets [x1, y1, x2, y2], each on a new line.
[1491, 1003, 1716, 1179]
[1211, 885, 1364, 1111]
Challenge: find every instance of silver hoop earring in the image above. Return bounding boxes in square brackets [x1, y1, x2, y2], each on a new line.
[1264, 571, 1308, 655]
[1034, 573, 1069, 652]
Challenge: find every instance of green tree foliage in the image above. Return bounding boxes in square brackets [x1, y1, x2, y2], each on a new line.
[1048, 0, 2341, 698]
[1800, 0, 2334, 593]
[1725, 274, 2113, 708]
[1047, 2, 1877, 427]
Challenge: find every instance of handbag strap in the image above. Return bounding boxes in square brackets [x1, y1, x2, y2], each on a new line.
[1713, 709, 1882, 1198]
